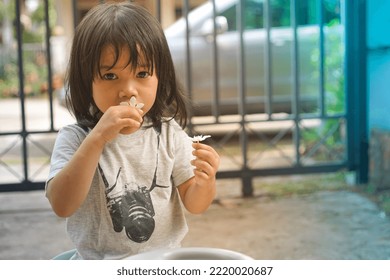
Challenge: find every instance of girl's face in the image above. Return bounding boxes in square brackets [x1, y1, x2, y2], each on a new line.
[92, 46, 158, 116]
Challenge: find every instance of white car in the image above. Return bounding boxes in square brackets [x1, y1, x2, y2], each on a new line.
[164, 0, 342, 116]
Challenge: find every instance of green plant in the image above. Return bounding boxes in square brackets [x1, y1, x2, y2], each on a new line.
[301, 15, 345, 161]
[0, 49, 48, 98]
[0, 0, 55, 98]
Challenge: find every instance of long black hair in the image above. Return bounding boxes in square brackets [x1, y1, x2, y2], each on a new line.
[65, 2, 189, 128]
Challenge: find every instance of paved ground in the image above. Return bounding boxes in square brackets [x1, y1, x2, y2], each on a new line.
[1, 175, 390, 260]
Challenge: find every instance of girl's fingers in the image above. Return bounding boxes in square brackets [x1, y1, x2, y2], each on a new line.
[192, 144, 220, 168]
[191, 159, 211, 172]
[119, 106, 144, 122]
[191, 156, 218, 178]
[98, 106, 143, 137]
[193, 168, 210, 179]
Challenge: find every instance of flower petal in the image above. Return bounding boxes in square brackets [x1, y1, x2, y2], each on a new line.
[190, 135, 211, 142]
[130, 96, 137, 107]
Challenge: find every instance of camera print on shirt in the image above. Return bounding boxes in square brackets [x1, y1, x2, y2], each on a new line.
[98, 126, 168, 243]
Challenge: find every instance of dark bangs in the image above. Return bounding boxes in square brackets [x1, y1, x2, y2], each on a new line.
[91, 5, 157, 79]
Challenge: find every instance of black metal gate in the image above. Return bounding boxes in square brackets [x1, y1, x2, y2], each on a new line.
[0, 0, 368, 195]
[0, 0, 57, 191]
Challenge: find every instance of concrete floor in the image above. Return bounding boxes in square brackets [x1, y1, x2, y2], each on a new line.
[1, 178, 390, 260]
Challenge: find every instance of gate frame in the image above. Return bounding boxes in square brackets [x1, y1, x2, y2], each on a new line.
[0, 0, 56, 192]
[0, 0, 368, 193]
[345, 0, 369, 184]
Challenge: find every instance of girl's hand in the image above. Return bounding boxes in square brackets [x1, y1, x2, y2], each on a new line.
[91, 105, 143, 145]
[191, 142, 220, 186]
[177, 142, 219, 214]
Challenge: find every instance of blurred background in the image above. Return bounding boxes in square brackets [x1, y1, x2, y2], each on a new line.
[0, 0, 389, 201]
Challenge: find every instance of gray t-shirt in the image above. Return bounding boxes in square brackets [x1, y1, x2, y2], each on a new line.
[47, 118, 194, 259]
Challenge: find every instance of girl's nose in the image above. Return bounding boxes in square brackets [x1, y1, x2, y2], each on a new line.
[119, 91, 130, 99]
[119, 89, 137, 100]
[119, 80, 138, 99]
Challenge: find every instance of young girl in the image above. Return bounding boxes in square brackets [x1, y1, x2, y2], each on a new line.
[46, 2, 220, 260]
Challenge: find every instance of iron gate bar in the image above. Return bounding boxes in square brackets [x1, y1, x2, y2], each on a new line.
[217, 163, 346, 179]
[0, 137, 23, 181]
[155, 0, 161, 23]
[345, 0, 368, 184]
[237, 0, 252, 196]
[0, 134, 53, 182]
[300, 119, 345, 162]
[183, 0, 194, 133]
[209, 128, 244, 168]
[15, 0, 29, 183]
[264, 0, 273, 116]
[290, 0, 302, 167]
[191, 113, 347, 134]
[44, 0, 55, 132]
[211, 0, 221, 119]
[72, 0, 78, 29]
[318, 0, 326, 116]
[0, 129, 60, 137]
[247, 124, 295, 166]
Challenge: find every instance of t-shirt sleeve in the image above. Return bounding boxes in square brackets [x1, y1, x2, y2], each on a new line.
[170, 121, 195, 187]
[45, 125, 87, 189]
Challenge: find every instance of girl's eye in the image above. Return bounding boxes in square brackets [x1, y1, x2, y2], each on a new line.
[103, 73, 118, 80]
[137, 71, 150, 79]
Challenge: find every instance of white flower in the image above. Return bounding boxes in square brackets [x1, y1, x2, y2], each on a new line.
[129, 96, 137, 107]
[120, 96, 144, 109]
[135, 103, 144, 109]
[190, 135, 211, 142]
